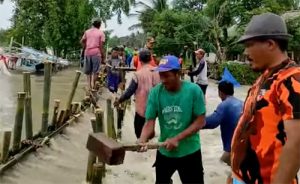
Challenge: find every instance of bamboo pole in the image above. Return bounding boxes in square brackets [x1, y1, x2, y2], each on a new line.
[87, 109, 105, 182]
[57, 110, 65, 128]
[65, 71, 81, 112]
[23, 72, 33, 139]
[95, 109, 104, 133]
[91, 163, 104, 184]
[9, 37, 13, 53]
[12, 92, 26, 152]
[75, 102, 81, 114]
[1, 130, 11, 163]
[62, 71, 81, 122]
[95, 109, 106, 177]
[0, 111, 83, 176]
[71, 102, 78, 115]
[23, 72, 31, 95]
[86, 118, 97, 182]
[91, 118, 97, 132]
[41, 62, 52, 135]
[24, 96, 33, 139]
[51, 100, 60, 129]
[106, 99, 116, 139]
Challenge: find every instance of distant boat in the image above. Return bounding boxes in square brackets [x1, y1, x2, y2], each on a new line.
[0, 60, 11, 76]
[15, 57, 46, 73]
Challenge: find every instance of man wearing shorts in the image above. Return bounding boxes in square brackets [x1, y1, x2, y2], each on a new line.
[81, 18, 105, 90]
[139, 56, 206, 184]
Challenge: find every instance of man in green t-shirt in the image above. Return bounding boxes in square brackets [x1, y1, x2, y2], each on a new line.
[139, 55, 206, 184]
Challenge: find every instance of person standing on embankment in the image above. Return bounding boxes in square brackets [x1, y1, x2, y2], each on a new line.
[80, 18, 106, 90]
[231, 13, 300, 184]
[114, 49, 160, 138]
[133, 37, 157, 70]
[139, 55, 206, 184]
[187, 49, 208, 95]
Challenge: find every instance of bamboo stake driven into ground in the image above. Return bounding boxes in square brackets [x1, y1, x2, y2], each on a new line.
[1, 130, 11, 163]
[12, 92, 26, 152]
[41, 62, 52, 135]
[23, 72, 33, 139]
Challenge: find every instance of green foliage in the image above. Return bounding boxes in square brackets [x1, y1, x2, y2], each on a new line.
[9, 0, 136, 56]
[287, 16, 300, 51]
[173, 0, 207, 11]
[10, 0, 94, 56]
[0, 29, 11, 46]
[129, 0, 169, 33]
[218, 62, 260, 85]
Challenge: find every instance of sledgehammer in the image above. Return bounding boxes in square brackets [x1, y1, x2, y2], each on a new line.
[86, 133, 161, 165]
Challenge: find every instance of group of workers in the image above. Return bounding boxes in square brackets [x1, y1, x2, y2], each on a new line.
[81, 12, 300, 184]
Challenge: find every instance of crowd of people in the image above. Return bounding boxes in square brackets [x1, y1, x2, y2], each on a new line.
[81, 12, 300, 184]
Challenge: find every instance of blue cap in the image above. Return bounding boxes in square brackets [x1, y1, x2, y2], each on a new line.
[155, 55, 181, 72]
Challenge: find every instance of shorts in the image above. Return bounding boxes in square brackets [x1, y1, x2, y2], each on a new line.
[232, 177, 245, 184]
[134, 113, 146, 138]
[107, 73, 121, 93]
[154, 150, 204, 184]
[197, 84, 208, 95]
[84, 55, 100, 75]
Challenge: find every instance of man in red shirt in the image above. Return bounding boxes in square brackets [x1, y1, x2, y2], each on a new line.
[81, 18, 106, 90]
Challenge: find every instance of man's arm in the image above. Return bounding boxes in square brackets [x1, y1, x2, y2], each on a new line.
[139, 119, 156, 143]
[204, 111, 222, 129]
[117, 79, 138, 104]
[176, 115, 206, 141]
[272, 119, 300, 183]
[80, 33, 86, 47]
[188, 61, 205, 76]
[100, 32, 106, 63]
[204, 103, 225, 129]
[272, 75, 300, 183]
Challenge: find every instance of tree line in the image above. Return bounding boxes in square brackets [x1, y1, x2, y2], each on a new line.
[0, 0, 299, 61]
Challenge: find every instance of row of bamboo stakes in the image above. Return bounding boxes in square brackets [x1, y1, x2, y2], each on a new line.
[0, 61, 128, 183]
[85, 64, 130, 184]
[0, 62, 82, 174]
[85, 99, 117, 184]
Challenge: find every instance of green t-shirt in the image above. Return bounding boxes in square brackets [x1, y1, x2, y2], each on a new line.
[145, 81, 206, 158]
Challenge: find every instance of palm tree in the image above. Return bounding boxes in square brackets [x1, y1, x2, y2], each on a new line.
[92, 0, 136, 23]
[128, 0, 169, 32]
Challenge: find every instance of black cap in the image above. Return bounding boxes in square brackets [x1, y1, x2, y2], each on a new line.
[237, 13, 292, 43]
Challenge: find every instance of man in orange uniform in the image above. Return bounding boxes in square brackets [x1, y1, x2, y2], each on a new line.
[133, 37, 157, 70]
[231, 13, 300, 184]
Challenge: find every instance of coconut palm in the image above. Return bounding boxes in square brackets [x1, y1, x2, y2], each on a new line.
[128, 0, 169, 32]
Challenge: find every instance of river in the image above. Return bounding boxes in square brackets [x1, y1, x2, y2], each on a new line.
[0, 68, 87, 133]
[0, 71, 251, 184]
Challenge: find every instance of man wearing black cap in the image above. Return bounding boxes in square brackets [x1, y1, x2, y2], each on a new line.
[231, 13, 300, 184]
[203, 81, 243, 166]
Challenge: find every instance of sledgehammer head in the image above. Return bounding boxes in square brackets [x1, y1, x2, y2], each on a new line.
[86, 133, 125, 165]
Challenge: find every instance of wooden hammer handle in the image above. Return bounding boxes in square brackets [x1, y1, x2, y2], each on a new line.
[122, 143, 163, 152]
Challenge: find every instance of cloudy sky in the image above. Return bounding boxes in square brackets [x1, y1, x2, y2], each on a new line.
[0, 1, 139, 37]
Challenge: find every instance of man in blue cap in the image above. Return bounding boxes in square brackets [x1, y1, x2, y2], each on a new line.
[139, 55, 206, 184]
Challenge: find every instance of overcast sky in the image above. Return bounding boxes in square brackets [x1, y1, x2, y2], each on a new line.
[0, 1, 139, 37]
